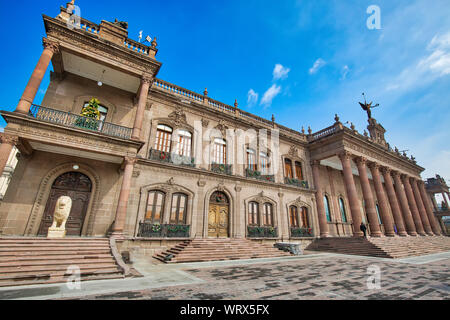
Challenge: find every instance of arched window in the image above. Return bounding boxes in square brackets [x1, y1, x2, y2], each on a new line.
[170, 193, 188, 224]
[145, 190, 166, 223]
[295, 161, 303, 180]
[300, 207, 309, 228]
[174, 130, 192, 157]
[154, 125, 173, 153]
[289, 206, 299, 227]
[263, 203, 274, 226]
[246, 148, 257, 171]
[260, 152, 270, 174]
[324, 195, 332, 222]
[375, 203, 382, 225]
[284, 159, 293, 179]
[213, 138, 227, 164]
[248, 201, 259, 226]
[339, 198, 347, 223]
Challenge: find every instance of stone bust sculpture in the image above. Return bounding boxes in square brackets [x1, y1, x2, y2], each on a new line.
[48, 196, 72, 237]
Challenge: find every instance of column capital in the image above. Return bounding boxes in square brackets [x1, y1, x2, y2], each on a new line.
[354, 156, 368, 166]
[123, 156, 137, 167]
[400, 173, 410, 182]
[310, 159, 321, 167]
[141, 75, 154, 85]
[0, 133, 19, 145]
[42, 38, 60, 54]
[367, 162, 380, 170]
[337, 150, 353, 161]
[391, 170, 401, 178]
[380, 166, 391, 175]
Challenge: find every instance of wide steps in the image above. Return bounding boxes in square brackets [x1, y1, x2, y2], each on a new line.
[154, 239, 292, 263]
[307, 236, 450, 259]
[0, 238, 124, 287]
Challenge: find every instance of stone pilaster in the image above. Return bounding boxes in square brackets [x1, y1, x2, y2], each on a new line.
[338, 152, 363, 237]
[392, 171, 417, 236]
[355, 157, 382, 237]
[418, 181, 442, 235]
[131, 75, 152, 140]
[0, 134, 19, 176]
[111, 157, 136, 237]
[381, 167, 407, 236]
[402, 175, 426, 236]
[369, 163, 395, 236]
[311, 160, 329, 237]
[410, 178, 433, 236]
[15, 38, 59, 114]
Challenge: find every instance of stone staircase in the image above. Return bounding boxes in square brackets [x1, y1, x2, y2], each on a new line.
[0, 237, 125, 287]
[153, 238, 292, 263]
[306, 236, 450, 259]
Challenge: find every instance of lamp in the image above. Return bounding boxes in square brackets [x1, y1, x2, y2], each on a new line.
[98, 70, 105, 87]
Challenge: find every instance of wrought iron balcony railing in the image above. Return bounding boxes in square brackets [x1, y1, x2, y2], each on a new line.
[149, 148, 195, 167]
[290, 227, 314, 238]
[247, 226, 278, 238]
[284, 177, 309, 189]
[211, 163, 233, 175]
[245, 168, 275, 183]
[28, 105, 132, 140]
[138, 222, 190, 238]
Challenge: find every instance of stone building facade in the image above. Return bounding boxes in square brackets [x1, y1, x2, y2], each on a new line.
[0, 3, 444, 251]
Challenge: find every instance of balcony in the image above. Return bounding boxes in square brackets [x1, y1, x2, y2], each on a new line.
[285, 177, 309, 189]
[148, 148, 195, 167]
[245, 168, 275, 183]
[290, 227, 314, 238]
[211, 163, 233, 175]
[29, 105, 132, 140]
[247, 226, 278, 238]
[137, 223, 190, 238]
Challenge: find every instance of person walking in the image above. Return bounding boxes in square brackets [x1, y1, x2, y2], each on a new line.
[360, 222, 367, 238]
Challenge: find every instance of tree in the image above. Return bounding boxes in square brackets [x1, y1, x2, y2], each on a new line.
[76, 98, 101, 130]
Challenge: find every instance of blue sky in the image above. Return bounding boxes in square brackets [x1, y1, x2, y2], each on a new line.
[0, 0, 449, 181]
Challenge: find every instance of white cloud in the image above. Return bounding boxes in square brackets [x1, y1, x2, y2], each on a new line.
[309, 58, 326, 74]
[273, 64, 290, 80]
[340, 65, 349, 80]
[247, 89, 259, 107]
[260, 84, 281, 108]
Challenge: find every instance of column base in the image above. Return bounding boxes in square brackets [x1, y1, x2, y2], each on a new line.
[418, 232, 427, 236]
[407, 232, 418, 236]
[109, 231, 126, 240]
[398, 232, 408, 237]
[426, 232, 435, 236]
[320, 233, 330, 238]
[369, 232, 382, 237]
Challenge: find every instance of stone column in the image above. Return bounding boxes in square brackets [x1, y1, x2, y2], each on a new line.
[311, 160, 329, 237]
[355, 157, 382, 237]
[442, 193, 449, 207]
[338, 152, 363, 237]
[410, 178, 433, 235]
[131, 76, 152, 140]
[418, 181, 442, 235]
[0, 134, 19, 176]
[369, 163, 395, 236]
[381, 168, 407, 236]
[15, 38, 59, 114]
[401, 175, 426, 236]
[392, 172, 417, 236]
[234, 184, 243, 238]
[111, 157, 136, 236]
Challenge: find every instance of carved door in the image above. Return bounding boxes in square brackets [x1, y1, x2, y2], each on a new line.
[38, 172, 92, 236]
[208, 191, 229, 237]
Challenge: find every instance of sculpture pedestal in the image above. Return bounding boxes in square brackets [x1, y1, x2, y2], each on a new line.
[47, 227, 66, 239]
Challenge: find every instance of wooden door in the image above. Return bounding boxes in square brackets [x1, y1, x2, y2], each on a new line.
[208, 191, 229, 238]
[208, 204, 229, 237]
[38, 172, 92, 236]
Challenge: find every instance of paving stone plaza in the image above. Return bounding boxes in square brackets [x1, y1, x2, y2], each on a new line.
[0, 252, 448, 300]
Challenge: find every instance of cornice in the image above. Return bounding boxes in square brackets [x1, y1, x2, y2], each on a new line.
[43, 15, 162, 77]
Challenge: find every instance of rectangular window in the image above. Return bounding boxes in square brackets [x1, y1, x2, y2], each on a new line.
[285, 159, 293, 179]
[146, 191, 165, 223]
[154, 125, 173, 153]
[263, 203, 273, 226]
[213, 139, 226, 164]
[295, 162, 303, 180]
[260, 153, 270, 174]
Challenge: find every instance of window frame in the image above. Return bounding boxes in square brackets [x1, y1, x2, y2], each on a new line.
[154, 124, 173, 153]
[263, 202, 274, 226]
[248, 201, 259, 226]
[213, 138, 227, 164]
[339, 197, 348, 223]
[289, 205, 299, 228]
[145, 190, 166, 223]
[170, 193, 188, 225]
[324, 195, 332, 222]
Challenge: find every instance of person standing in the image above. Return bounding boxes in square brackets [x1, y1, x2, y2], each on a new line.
[360, 222, 367, 238]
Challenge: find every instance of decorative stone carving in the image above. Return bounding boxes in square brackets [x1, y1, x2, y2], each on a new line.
[42, 38, 60, 54]
[288, 145, 299, 157]
[167, 177, 175, 185]
[132, 170, 140, 178]
[215, 119, 229, 137]
[47, 196, 72, 238]
[201, 118, 209, 128]
[0, 134, 19, 145]
[168, 106, 187, 127]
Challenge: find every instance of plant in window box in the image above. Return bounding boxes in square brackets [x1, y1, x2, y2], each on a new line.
[76, 98, 100, 131]
[167, 224, 189, 238]
[268, 226, 276, 236]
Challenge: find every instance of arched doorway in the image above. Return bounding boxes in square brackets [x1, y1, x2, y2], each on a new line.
[208, 191, 230, 238]
[38, 172, 92, 236]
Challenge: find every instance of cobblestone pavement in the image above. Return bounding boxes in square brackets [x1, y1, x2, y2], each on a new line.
[73, 254, 450, 300]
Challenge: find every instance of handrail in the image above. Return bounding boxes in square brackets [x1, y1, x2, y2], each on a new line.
[28, 104, 132, 140]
